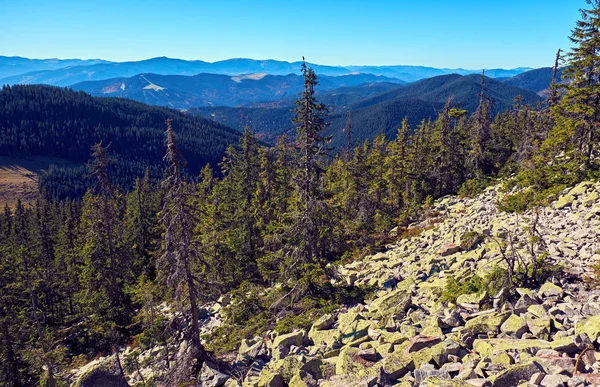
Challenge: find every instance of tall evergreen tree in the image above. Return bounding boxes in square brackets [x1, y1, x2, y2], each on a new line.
[549, 0, 600, 169]
[158, 120, 209, 377]
[292, 60, 332, 270]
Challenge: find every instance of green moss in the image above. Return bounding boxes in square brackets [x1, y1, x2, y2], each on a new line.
[440, 275, 484, 304]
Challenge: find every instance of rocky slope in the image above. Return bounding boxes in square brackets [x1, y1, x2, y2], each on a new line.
[72, 180, 600, 387]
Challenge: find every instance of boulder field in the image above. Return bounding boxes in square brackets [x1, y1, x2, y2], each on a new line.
[74, 181, 600, 386]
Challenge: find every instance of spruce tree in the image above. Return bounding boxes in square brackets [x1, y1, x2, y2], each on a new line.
[292, 60, 332, 269]
[550, 0, 600, 169]
[157, 120, 209, 377]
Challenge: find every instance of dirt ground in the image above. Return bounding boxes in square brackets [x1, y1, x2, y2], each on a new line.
[0, 156, 73, 208]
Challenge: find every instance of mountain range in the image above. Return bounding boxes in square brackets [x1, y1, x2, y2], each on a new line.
[191, 73, 544, 146]
[69, 72, 405, 109]
[0, 55, 557, 150]
[0, 56, 532, 86]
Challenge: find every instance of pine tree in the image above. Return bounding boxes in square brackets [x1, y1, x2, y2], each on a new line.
[125, 169, 160, 280]
[469, 71, 493, 177]
[292, 60, 332, 269]
[550, 0, 600, 169]
[78, 143, 130, 325]
[157, 120, 209, 377]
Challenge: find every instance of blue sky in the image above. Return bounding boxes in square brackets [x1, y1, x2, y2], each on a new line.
[0, 0, 588, 69]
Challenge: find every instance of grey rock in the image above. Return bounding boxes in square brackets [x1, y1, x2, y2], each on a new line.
[74, 355, 129, 387]
[490, 361, 545, 387]
[414, 368, 450, 384]
[198, 362, 230, 387]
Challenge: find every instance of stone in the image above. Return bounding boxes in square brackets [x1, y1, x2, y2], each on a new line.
[575, 315, 600, 341]
[441, 243, 462, 256]
[582, 191, 599, 207]
[336, 347, 376, 378]
[406, 335, 442, 353]
[539, 282, 564, 298]
[515, 294, 539, 310]
[569, 182, 591, 196]
[554, 194, 576, 209]
[489, 361, 545, 387]
[379, 352, 415, 379]
[524, 315, 551, 341]
[489, 351, 514, 366]
[530, 372, 545, 385]
[199, 362, 230, 387]
[74, 355, 129, 387]
[288, 371, 315, 387]
[369, 288, 412, 318]
[550, 336, 589, 355]
[464, 311, 510, 335]
[500, 314, 529, 338]
[540, 374, 570, 387]
[272, 330, 305, 350]
[457, 292, 489, 310]
[357, 348, 378, 362]
[442, 310, 464, 328]
[312, 314, 336, 331]
[473, 339, 552, 358]
[413, 369, 451, 384]
[257, 370, 284, 387]
[308, 329, 341, 348]
[339, 319, 372, 345]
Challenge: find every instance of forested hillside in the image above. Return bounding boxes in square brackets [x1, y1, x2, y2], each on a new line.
[0, 85, 241, 198]
[192, 73, 543, 147]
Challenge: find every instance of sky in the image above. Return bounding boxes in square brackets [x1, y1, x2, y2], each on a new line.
[0, 0, 589, 69]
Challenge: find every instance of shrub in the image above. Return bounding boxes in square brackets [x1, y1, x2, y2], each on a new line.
[460, 231, 484, 251]
[496, 189, 537, 213]
[459, 177, 495, 198]
[441, 275, 485, 304]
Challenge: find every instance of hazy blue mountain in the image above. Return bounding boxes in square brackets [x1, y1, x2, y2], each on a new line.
[70, 72, 406, 109]
[499, 67, 565, 95]
[0, 56, 532, 86]
[0, 55, 110, 79]
[344, 66, 532, 82]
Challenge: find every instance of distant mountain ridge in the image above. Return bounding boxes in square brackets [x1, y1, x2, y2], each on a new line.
[498, 67, 566, 95]
[0, 56, 109, 79]
[0, 56, 532, 86]
[70, 72, 406, 109]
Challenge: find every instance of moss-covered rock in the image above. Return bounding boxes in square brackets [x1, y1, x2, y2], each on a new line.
[539, 282, 564, 298]
[308, 328, 341, 348]
[500, 314, 528, 338]
[489, 351, 514, 366]
[311, 314, 336, 331]
[339, 319, 372, 345]
[575, 315, 600, 341]
[257, 369, 284, 387]
[473, 339, 551, 357]
[272, 330, 305, 350]
[524, 315, 551, 340]
[418, 377, 473, 386]
[335, 347, 377, 378]
[464, 311, 510, 335]
[379, 352, 415, 379]
[554, 194, 576, 209]
[488, 361, 545, 387]
[456, 291, 489, 309]
[74, 356, 129, 387]
[369, 288, 412, 318]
